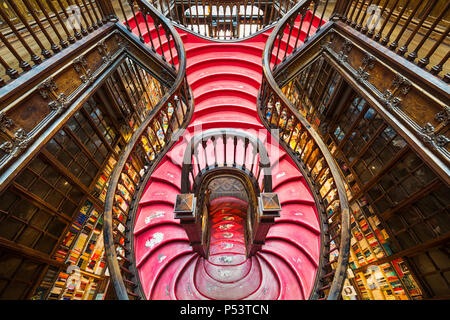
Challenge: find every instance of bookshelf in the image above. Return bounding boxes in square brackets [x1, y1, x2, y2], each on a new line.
[34, 152, 119, 300]
[7, 59, 171, 300]
[280, 58, 436, 300]
[316, 136, 424, 301]
[45, 200, 108, 300]
[344, 195, 423, 300]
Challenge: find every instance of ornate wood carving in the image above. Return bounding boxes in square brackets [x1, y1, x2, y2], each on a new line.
[0, 30, 125, 172]
[0, 22, 179, 194]
[275, 24, 335, 86]
[356, 53, 375, 82]
[0, 112, 13, 129]
[37, 77, 68, 115]
[0, 128, 31, 158]
[435, 107, 450, 126]
[322, 28, 450, 166]
[379, 73, 411, 111]
[337, 39, 352, 63]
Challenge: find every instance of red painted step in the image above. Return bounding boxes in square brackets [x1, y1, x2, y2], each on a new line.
[128, 12, 325, 300]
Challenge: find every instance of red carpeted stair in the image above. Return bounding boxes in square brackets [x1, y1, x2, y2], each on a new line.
[128, 12, 324, 300]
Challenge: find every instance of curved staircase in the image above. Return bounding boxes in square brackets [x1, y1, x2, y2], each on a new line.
[127, 11, 325, 300]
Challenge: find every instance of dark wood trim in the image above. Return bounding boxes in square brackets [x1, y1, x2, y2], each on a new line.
[103, 77, 129, 120]
[0, 53, 128, 194]
[95, 86, 125, 132]
[351, 233, 450, 274]
[0, 237, 66, 269]
[79, 107, 119, 157]
[348, 123, 388, 168]
[336, 104, 371, 149]
[115, 66, 139, 114]
[103, 5, 191, 297]
[348, 146, 410, 202]
[380, 179, 442, 221]
[323, 41, 450, 185]
[62, 127, 102, 169]
[9, 182, 72, 223]
[327, 83, 356, 133]
[0, 22, 179, 195]
[319, 72, 346, 123]
[0, 23, 116, 105]
[25, 265, 46, 299]
[334, 21, 449, 102]
[39, 149, 104, 209]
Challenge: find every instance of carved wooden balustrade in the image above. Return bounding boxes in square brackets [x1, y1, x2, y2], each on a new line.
[318, 27, 449, 183]
[0, 0, 193, 300]
[101, 1, 194, 300]
[175, 128, 280, 258]
[114, 0, 310, 40]
[0, 0, 118, 86]
[161, 0, 298, 39]
[333, 0, 449, 81]
[260, 0, 352, 301]
[0, 0, 447, 301]
[259, 0, 449, 300]
[263, 0, 449, 188]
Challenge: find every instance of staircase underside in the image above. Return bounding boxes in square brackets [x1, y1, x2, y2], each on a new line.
[129, 14, 324, 300]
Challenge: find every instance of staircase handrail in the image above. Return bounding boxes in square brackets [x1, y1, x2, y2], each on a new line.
[180, 128, 272, 194]
[177, 128, 279, 259]
[260, 0, 350, 300]
[117, 0, 302, 40]
[103, 0, 193, 300]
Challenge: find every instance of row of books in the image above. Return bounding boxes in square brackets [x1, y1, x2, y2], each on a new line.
[46, 201, 107, 300]
[32, 71, 166, 300]
[95, 156, 118, 203]
[282, 79, 424, 301]
[346, 198, 422, 300]
[320, 139, 422, 301]
[35, 153, 120, 300]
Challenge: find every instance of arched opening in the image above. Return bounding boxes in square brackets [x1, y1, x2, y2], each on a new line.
[190, 168, 259, 259]
[175, 129, 280, 258]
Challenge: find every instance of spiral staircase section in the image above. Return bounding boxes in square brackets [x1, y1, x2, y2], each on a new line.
[103, 0, 350, 301]
[128, 7, 327, 300]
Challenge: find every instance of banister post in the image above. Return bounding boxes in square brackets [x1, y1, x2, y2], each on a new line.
[174, 193, 208, 257]
[96, 0, 119, 21]
[332, 0, 349, 20]
[249, 192, 281, 256]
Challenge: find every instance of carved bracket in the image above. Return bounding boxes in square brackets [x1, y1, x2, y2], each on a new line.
[114, 33, 130, 52]
[0, 112, 14, 130]
[74, 55, 94, 84]
[318, 28, 449, 171]
[37, 77, 69, 115]
[0, 128, 31, 157]
[1, 30, 124, 172]
[37, 77, 57, 99]
[435, 106, 450, 127]
[419, 123, 450, 150]
[337, 39, 352, 63]
[48, 93, 69, 115]
[356, 53, 375, 82]
[380, 73, 411, 110]
[320, 30, 336, 51]
[97, 39, 112, 64]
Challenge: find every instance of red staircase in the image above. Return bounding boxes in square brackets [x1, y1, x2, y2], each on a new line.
[127, 12, 325, 300]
